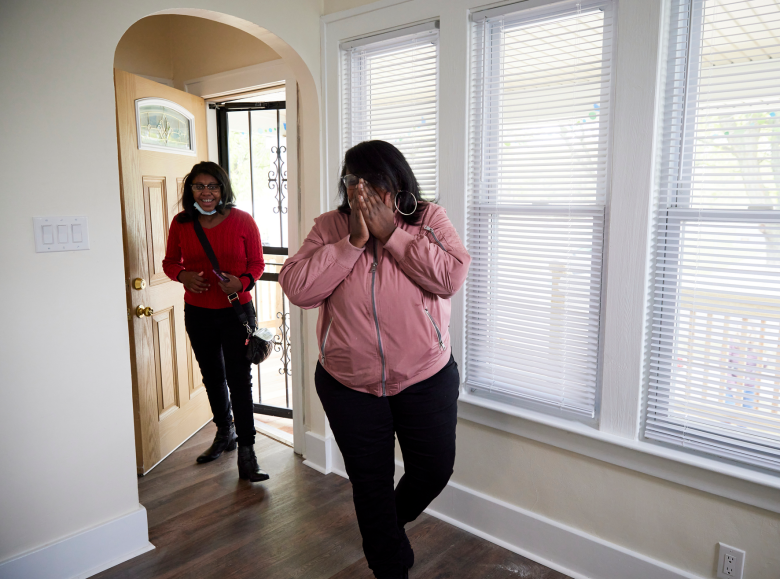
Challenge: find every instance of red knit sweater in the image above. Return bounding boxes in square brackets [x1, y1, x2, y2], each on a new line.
[162, 209, 265, 309]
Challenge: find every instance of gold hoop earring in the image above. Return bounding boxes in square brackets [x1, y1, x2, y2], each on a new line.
[394, 191, 417, 216]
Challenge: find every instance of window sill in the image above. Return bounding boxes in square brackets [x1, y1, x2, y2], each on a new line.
[458, 390, 780, 514]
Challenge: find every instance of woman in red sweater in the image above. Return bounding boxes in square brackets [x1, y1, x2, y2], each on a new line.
[162, 161, 269, 482]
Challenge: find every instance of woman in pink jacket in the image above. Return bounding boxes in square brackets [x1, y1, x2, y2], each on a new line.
[280, 141, 471, 579]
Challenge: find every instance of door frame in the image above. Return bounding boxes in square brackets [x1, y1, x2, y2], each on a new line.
[184, 60, 305, 455]
[214, 98, 293, 421]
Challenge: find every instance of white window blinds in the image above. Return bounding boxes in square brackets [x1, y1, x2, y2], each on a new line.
[341, 23, 439, 198]
[466, 1, 614, 418]
[646, 0, 780, 470]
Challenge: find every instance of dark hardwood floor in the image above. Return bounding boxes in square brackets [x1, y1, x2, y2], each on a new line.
[95, 426, 570, 579]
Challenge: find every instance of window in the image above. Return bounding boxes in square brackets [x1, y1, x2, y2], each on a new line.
[466, 0, 615, 418]
[135, 98, 196, 155]
[646, 0, 780, 470]
[341, 22, 439, 198]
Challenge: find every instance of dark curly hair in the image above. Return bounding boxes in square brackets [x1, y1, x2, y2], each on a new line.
[176, 161, 236, 223]
[337, 140, 429, 225]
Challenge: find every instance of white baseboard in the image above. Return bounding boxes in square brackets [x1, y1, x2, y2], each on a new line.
[303, 438, 702, 579]
[331, 443, 347, 478]
[427, 477, 704, 579]
[0, 505, 154, 579]
[302, 430, 331, 474]
[302, 430, 347, 478]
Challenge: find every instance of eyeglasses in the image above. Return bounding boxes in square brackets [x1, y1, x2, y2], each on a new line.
[341, 174, 360, 189]
[191, 183, 221, 191]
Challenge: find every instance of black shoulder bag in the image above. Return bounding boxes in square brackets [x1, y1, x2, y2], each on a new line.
[192, 219, 273, 365]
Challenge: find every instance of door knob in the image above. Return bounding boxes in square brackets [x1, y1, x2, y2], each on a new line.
[133, 278, 147, 290]
[135, 305, 154, 318]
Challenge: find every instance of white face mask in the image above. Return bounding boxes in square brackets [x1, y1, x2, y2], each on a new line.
[194, 201, 222, 215]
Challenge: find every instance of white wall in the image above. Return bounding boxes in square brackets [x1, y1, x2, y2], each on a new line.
[2, 0, 778, 576]
[321, 1, 780, 578]
[0, 0, 323, 571]
[454, 421, 780, 578]
[323, 0, 380, 14]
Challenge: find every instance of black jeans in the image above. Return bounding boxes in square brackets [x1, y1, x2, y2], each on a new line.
[315, 356, 459, 579]
[184, 302, 256, 447]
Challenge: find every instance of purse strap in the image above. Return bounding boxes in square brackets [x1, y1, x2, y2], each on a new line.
[191, 218, 253, 334]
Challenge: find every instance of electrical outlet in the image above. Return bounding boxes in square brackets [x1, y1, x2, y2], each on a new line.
[717, 543, 745, 579]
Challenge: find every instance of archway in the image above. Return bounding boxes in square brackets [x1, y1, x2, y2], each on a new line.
[113, 8, 321, 474]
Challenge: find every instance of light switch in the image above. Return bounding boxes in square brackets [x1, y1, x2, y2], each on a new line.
[34, 216, 90, 253]
[42, 225, 53, 245]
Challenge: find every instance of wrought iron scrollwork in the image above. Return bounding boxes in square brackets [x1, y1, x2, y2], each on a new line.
[274, 306, 292, 407]
[268, 145, 288, 216]
[274, 310, 292, 378]
[269, 140, 291, 406]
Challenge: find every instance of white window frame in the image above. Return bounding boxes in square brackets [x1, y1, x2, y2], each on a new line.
[642, 0, 780, 471]
[339, 21, 440, 199]
[465, 0, 616, 424]
[321, 0, 780, 514]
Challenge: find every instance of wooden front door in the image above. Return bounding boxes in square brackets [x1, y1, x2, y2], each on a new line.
[115, 69, 213, 474]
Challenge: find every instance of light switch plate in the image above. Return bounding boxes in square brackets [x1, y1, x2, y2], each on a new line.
[34, 216, 90, 253]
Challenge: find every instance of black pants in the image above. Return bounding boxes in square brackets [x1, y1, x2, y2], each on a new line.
[184, 303, 256, 447]
[315, 356, 459, 579]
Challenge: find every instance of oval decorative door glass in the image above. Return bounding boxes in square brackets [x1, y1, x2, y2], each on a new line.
[135, 98, 196, 155]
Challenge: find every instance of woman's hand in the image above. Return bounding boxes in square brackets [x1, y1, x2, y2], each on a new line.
[358, 180, 396, 245]
[179, 271, 210, 294]
[218, 273, 244, 295]
[348, 181, 369, 248]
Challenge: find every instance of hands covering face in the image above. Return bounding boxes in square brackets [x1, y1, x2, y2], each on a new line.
[347, 178, 397, 248]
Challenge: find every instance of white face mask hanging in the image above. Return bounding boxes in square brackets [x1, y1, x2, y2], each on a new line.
[194, 201, 222, 215]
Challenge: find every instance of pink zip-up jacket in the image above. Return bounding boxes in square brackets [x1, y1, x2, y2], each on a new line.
[279, 203, 471, 397]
